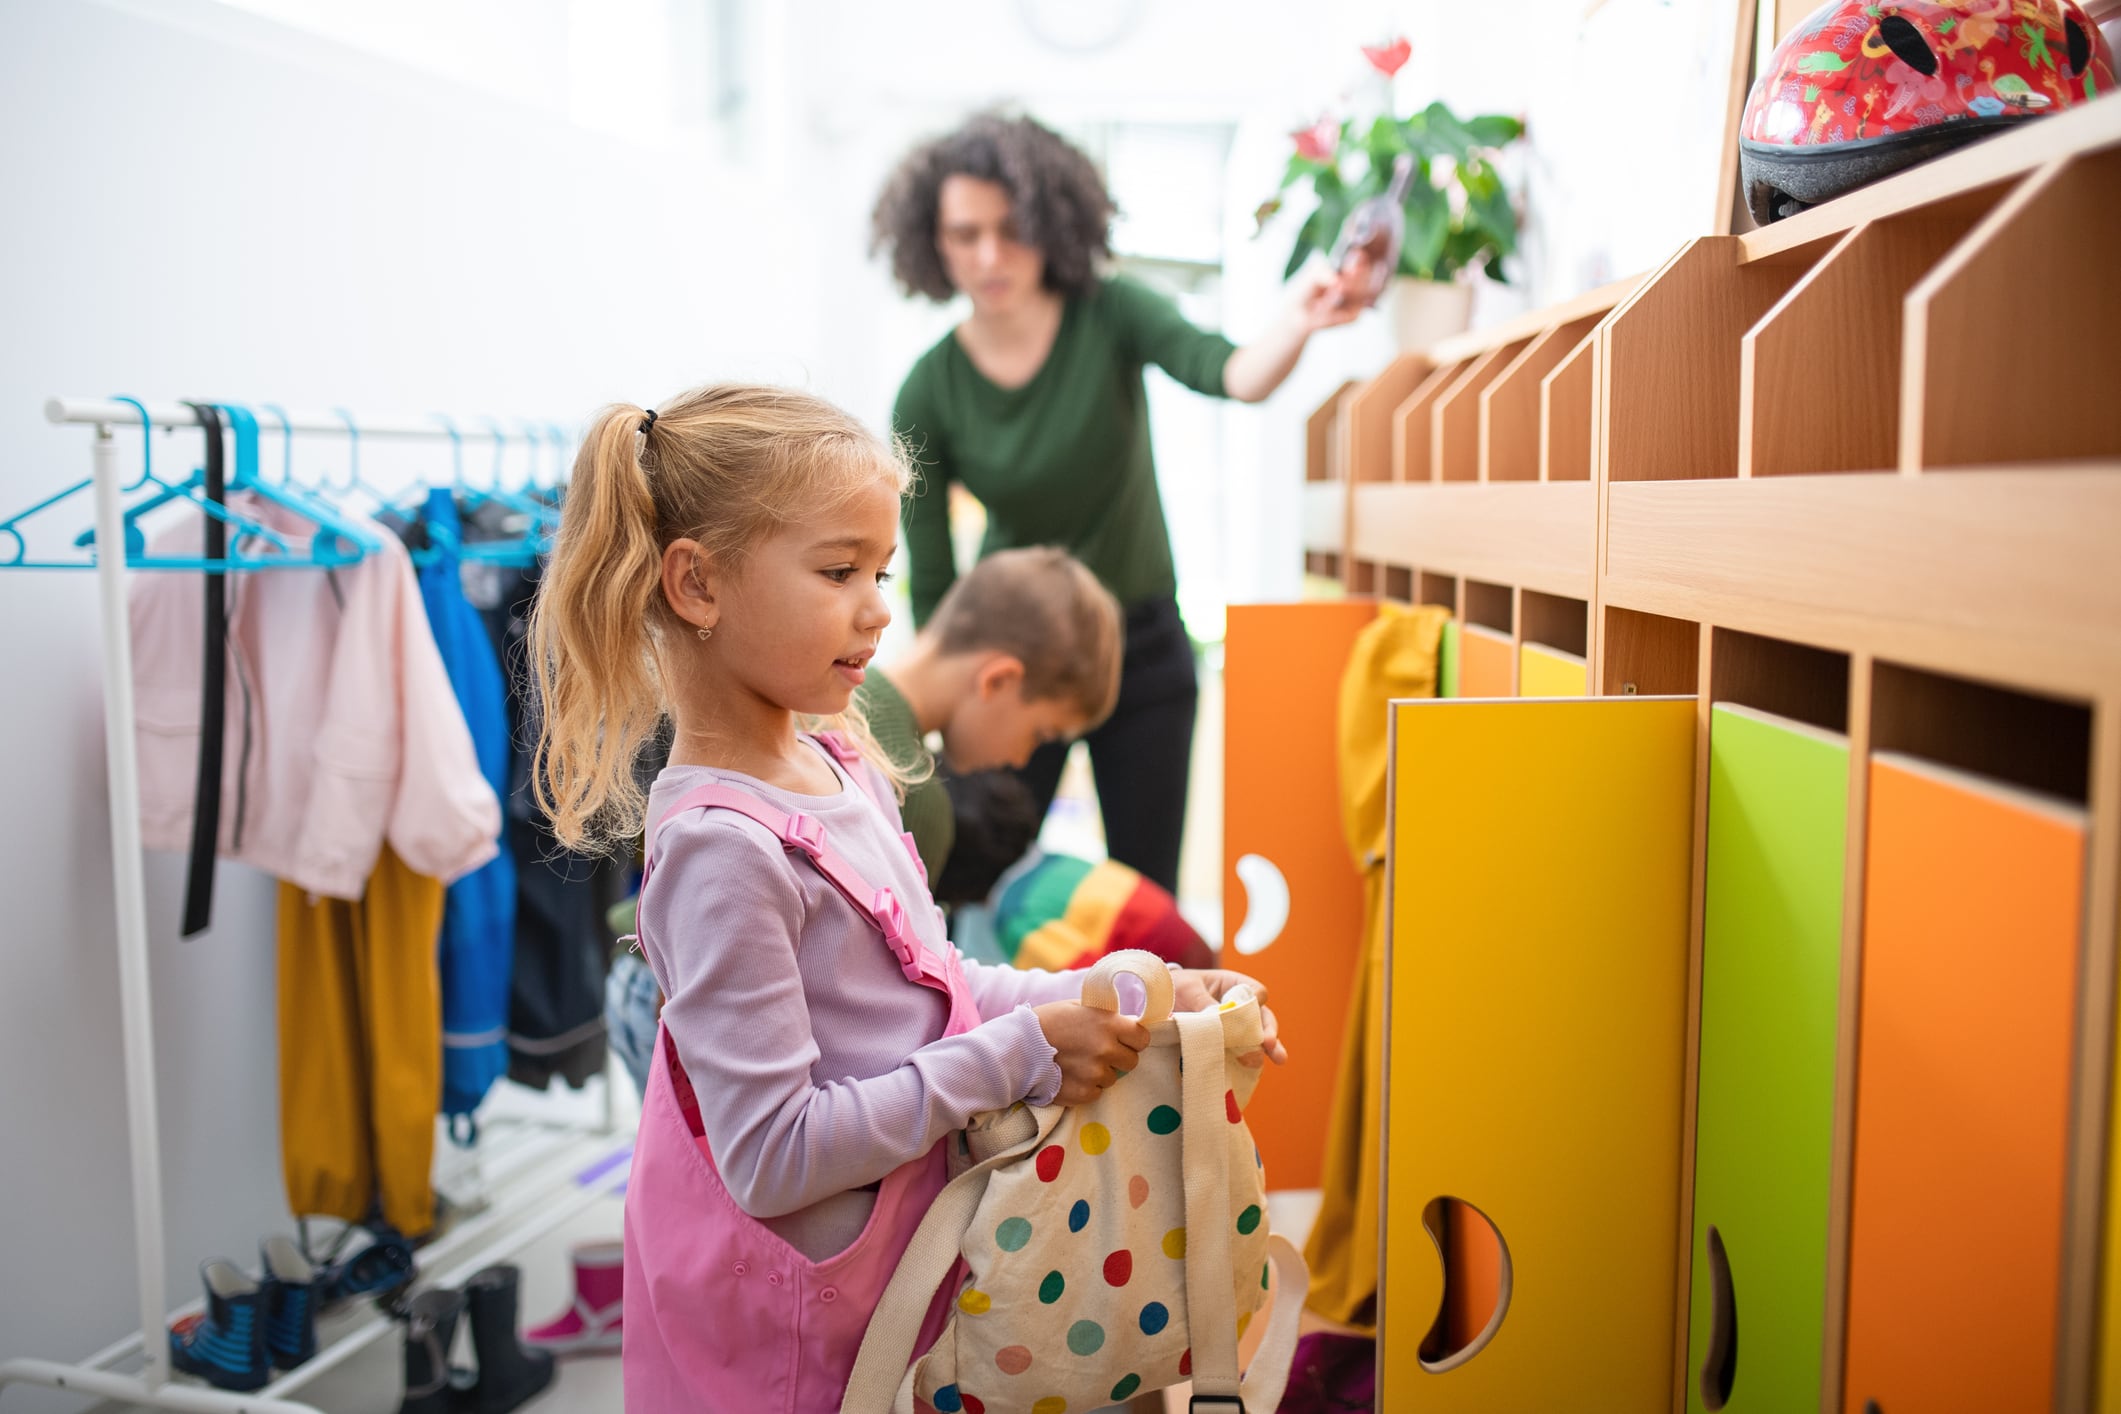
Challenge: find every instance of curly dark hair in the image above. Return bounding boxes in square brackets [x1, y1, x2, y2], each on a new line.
[870, 112, 1116, 303]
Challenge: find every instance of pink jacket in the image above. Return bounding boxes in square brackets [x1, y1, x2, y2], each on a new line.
[129, 495, 500, 899]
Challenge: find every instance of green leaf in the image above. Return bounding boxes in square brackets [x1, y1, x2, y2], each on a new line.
[1461, 113, 1523, 148]
[1284, 195, 1348, 280]
[1459, 159, 1517, 255]
[1422, 101, 1479, 162]
[1401, 182, 1449, 278]
[1365, 115, 1408, 163]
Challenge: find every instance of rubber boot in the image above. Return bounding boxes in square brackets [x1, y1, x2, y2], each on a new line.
[398, 1288, 466, 1414]
[523, 1241, 622, 1356]
[259, 1234, 319, 1370]
[169, 1260, 272, 1392]
[462, 1265, 556, 1413]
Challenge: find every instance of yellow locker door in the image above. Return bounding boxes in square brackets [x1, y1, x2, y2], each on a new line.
[1382, 696, 1697, 1409]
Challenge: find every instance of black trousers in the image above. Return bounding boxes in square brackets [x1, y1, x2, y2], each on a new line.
[1017, 595, 1198, 895]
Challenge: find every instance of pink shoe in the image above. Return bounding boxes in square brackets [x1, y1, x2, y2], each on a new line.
[524, 1241, 622, 1356]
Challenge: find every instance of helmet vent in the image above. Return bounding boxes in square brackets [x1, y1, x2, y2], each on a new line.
[2066, 16, 2091, 76]
[1879, 14, 1939, 76]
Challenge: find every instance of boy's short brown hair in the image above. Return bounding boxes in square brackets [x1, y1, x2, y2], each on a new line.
[925, 547, 1123, 728]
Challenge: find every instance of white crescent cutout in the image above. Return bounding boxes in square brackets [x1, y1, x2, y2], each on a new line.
[1232, 852, 1291, 957]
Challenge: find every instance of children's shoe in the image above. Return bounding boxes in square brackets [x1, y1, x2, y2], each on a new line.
[307, 1219, 417, 1306]
[398, 1287, 467, 1414]
[259, 1234, 319, 1369]
[461, 1264, 556, 1412]
[169, 1260, 271, 1392]
[523, 1241, 622, 1355]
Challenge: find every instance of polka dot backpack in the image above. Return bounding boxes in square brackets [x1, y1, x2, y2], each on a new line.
[840, 951, 1306, 1414]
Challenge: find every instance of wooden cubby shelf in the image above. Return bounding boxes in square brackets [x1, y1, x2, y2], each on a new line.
[1417, 570, 1457, 611]
[1434, 339, 1531, 483]
[1903, 145, 2121, 473]
[1309, 84, 2121, 1414]
[1601, 607, 1699, 698]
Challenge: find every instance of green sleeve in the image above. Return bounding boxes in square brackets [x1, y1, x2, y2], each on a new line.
[1101, 274, 1238, 398]
[893, 370, 958, 628]
[900, 774, 956, 885]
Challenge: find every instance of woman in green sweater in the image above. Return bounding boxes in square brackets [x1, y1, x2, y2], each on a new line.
[872, 112, 1358, 894]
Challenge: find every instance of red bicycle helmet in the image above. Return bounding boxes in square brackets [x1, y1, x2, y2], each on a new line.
[1740, 0, 2115, 223]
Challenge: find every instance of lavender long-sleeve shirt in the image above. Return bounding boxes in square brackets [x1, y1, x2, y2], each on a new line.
[637, 741, 1080, 1260]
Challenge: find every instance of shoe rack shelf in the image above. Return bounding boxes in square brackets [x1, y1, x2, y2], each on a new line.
[1322, 92, 2121, 1414]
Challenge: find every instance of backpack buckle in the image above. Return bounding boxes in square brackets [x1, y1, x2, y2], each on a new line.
[873, 888, 922, 980]
[1188, 1398, 1246, 1413]
[782, 813, 826, 860]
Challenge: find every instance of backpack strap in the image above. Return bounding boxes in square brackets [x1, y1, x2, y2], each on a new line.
[644, 781, 930, 983]
[838, 1105, 1063, 1414]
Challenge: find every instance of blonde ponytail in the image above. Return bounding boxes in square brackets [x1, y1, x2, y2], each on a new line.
[529, 385, 915, 850]
[531, 406, 667, 850]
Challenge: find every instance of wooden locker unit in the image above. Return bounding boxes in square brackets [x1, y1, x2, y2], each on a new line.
[1307, 87, 2121, 1414]
[1222, 603, 1378, 1191]
[1381, 696, 1697, 1408]
[1687, 704, 1850, 1414]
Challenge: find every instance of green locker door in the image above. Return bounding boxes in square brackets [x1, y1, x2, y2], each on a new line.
[1687, 704, 1849, 1413]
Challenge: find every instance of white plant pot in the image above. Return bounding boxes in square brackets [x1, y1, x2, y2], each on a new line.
[1385, 276, 1475, 353]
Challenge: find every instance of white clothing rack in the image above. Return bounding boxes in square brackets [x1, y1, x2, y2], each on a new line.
[0, 401, 627, 1414]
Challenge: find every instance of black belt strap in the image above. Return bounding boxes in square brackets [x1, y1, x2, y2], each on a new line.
[179, 401, 227, 938]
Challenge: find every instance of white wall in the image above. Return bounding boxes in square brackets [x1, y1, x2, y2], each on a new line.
[0, 0, 794, 1389]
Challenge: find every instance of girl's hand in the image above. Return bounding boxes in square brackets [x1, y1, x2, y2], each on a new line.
[1033, 1001, 1151, 1107]
[1171, 968, 1290, 1066]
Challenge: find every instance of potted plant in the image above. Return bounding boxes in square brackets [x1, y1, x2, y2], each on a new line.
[1259, 39, 1525, 348]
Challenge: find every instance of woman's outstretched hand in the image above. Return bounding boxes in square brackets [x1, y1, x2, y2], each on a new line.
[1296, 265, 1370, 331]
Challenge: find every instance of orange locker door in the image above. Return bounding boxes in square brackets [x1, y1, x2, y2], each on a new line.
[1842, 753, 2087, 1413]
[1459, 624, 1514, 697]
[1223, 602, 1375, 1189]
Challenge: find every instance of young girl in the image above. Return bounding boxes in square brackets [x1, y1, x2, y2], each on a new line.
[530, 385, 1281, 1412]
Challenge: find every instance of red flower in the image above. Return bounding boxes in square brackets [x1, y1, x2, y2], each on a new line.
[1362, 37, 1411, 77]
[1290, 116, 1338, 162]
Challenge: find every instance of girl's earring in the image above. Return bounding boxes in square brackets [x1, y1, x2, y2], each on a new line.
[697, 624, 713, 641]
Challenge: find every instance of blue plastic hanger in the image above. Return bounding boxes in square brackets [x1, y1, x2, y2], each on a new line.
[216, 404, 380, 559]
[253, 403, 384, 554]
[327, 407, 392, 512]
[70, 398, 301, 564]
[480, 416, 560, 527]
[547, 421, 574, 495]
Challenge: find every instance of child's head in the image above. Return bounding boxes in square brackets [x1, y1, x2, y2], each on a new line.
[531, 384, 910, 850]
[922, 547, 1122, 772]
